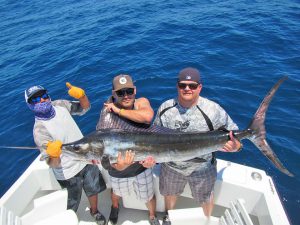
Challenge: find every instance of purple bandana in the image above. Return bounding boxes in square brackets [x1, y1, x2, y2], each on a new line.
[27, 101, 56, 120]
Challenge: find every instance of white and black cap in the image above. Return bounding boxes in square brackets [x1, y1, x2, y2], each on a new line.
[24, 85, 47, 103]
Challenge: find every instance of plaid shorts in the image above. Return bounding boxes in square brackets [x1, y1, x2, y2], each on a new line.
[58, 164, 106, 211]
[159, 161, 217, 204]
[110, 168, 154, 203]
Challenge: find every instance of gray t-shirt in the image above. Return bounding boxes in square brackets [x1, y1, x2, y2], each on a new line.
[153, 96, 238, 176]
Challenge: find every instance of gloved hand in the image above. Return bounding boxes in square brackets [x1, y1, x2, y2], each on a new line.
[46, 140, 62, 158]
[66, 82, 85, 99]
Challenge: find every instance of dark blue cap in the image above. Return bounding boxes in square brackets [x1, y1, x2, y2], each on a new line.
[178, 67, 201, 83]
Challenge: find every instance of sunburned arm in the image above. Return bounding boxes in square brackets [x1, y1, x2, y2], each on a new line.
[105, 97, 154, 124]
[79, 95, 90, 110]
[120, 98, 154, 123]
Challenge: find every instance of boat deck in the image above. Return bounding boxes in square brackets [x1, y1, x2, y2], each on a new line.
[77, 188, 209, 225]
[0, 156, 290, 225]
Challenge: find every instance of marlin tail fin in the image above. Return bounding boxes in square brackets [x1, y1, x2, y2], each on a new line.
[247, 76, 293, 177]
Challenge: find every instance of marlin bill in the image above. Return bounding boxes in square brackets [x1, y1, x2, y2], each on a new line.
[63, 77, 293, 176]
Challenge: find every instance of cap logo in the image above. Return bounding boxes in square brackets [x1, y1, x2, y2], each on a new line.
[186, 75, 191, 80]
[119, 77, 127, 85]
[27, 86, 40, 94]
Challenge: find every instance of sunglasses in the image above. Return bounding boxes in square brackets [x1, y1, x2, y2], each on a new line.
[115, 88, 134, 97]
[29, 93, 49, 104]
[177, 82, 199, 90]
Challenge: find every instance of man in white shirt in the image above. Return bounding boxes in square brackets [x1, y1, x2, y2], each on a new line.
[25, 83, 106, 225]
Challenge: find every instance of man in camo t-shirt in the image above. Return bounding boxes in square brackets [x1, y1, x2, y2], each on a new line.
[154, 68, 242, 225]
[25, 83, 106, 225]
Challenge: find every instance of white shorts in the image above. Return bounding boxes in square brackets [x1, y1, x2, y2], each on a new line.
[110, 168, 154, 202]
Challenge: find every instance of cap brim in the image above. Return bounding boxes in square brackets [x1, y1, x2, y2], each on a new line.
[113, 85, 135, 91]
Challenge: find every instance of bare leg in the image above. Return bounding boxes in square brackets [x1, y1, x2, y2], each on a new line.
[109, 190, 120, 224]
[88, 194, 98, 213]
[162, 195, 178, 224]
[111, 190, 120, 208]
[201, 193, 214, 217]
[165, 195, 178, 211]
[88, 193, 106, 224]
[146, 195, 156, 219]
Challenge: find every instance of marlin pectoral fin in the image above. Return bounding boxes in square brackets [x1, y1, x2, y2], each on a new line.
[217, 125, 229, 132]
[217, 126, 232, 141]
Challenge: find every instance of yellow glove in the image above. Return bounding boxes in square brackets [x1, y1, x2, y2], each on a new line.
[46, 140, 62, 158]
[66, 82, 85, 99]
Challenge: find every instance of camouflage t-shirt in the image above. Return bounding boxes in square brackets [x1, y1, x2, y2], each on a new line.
[153, 97, 238, 176]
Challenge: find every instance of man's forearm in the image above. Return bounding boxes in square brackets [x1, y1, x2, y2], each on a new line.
[79, 95, 90, 109]
[47, 157, 61, 168]
[119, 109, 153, 124]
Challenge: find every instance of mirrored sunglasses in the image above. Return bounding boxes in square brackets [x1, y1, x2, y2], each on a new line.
[115, 88, 134, 97]
[29, 93, 49, 104]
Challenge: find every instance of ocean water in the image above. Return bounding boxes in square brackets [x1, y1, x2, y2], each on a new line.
[0, 0, 299, 223]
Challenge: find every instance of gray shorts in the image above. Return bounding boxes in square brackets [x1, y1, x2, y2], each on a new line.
[110, 168, 154, 203]
[58, 164, 106, 211]
[159, 162, 217, 205]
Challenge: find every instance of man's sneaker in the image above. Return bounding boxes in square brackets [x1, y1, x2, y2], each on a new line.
[162, 214, 171, 225]
[149, 216, 161, 225]
[109, 205, 119, 224]
[90, 209, 106, 225]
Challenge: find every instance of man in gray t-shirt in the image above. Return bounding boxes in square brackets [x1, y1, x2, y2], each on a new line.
[154, 67, 242, 224]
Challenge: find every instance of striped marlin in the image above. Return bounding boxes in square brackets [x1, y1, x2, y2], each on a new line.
[62, 77, 293, 176]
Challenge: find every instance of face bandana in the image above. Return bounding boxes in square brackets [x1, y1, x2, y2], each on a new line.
[27, 101, 56, 120]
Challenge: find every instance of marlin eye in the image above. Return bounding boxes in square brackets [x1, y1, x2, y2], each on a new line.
[73, 145, 80, 151]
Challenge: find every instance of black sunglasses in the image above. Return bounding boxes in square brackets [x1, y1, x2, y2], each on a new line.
[177, 82, 199, 90]
[115, 88, 134, 97]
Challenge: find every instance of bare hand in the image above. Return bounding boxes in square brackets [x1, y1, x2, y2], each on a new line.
[113, 150, 135, 171]
[104, 102, 120, 114]
[91, 159, 101, 165]
[221, 131, 241, 152]
[139, 156, 156, 168]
